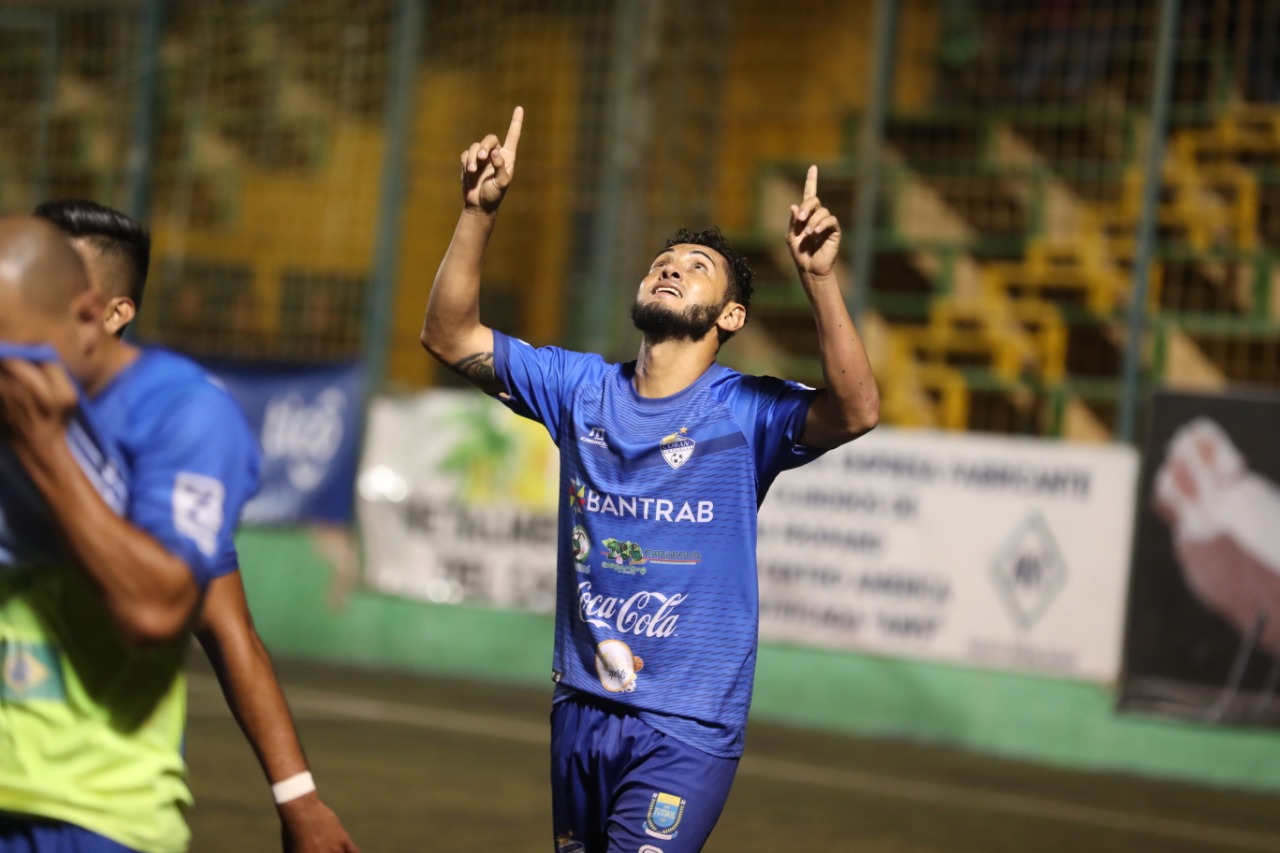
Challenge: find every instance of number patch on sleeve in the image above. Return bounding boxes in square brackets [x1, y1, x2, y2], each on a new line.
[173, 472, 226, 558]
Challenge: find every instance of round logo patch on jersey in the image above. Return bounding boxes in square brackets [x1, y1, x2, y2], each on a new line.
[595, 639, 639, 693]
[571, 525, 591, 563]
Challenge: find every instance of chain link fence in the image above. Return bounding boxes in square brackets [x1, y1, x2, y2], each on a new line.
[2, 0, 1276, 439]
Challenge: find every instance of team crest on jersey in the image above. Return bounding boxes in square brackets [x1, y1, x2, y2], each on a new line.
[659, 427, 695, 470]
[644, 792, 686, 840]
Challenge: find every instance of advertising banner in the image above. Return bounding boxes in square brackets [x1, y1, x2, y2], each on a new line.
[357, 390, 561, 612]
[208, 361, 363, 525]
[358, 390, 1139, 681]
[1120, 389, 1280, 726]
[756, 429, 1139, 682]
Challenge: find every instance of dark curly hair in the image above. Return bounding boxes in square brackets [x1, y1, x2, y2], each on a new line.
[660, 227, 753, 344]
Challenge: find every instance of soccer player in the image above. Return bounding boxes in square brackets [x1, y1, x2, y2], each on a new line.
[0, 213, 249, 853]
[0, 218, 127, 577]
[421, 108, 879, 851]
[28, 199, 360, 853]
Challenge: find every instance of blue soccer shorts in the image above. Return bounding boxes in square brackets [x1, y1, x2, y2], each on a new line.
[550, 692, 739, 853]
[0, 816, 137, 853]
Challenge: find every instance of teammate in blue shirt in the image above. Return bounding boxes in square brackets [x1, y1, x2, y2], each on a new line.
[0, 341, 127, 571]
[29, 199, 359, 853]
[0, 216, 188, 644]
[421, 108, 880, 852]
[0, 222, 128, 577]
[0, 212, 281, 853]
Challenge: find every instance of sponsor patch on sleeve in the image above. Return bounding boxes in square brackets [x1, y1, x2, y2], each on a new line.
[173, 471, 226, 558]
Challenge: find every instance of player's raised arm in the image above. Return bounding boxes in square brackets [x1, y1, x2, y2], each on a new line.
[785, 165, 880, 448]
[420, 106, 524, 394]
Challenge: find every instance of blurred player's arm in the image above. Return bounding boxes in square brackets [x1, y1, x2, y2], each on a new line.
[0, 358, 198, 644]
[785, 165, 880, 449]
[420, 106, 524, 394]
[196, 572, 361, 853]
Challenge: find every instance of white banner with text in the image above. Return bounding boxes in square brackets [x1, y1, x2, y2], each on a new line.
[357, 391, 561, 613]
[358, 390, 1139, 681]
[757, 429, 1138, 682]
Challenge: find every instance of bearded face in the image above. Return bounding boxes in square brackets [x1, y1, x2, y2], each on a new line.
[630, 296, 726, 344]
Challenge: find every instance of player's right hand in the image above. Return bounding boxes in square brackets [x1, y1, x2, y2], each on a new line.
[0, 358, 76, 450]
[460, 106, 524, 214]
[787, 165, 841, 279]
[280, 794, 362, 853]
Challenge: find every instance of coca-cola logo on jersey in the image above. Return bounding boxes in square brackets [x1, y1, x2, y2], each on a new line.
[577, 581, 686, 638]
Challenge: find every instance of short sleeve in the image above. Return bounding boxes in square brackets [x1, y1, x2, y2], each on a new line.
[492, 331, 603, 443]
[127, 387, 261, 588]
[738, 375, 824, 495]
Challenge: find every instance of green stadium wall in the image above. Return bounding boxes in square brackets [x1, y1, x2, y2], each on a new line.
[237, 527, 1280, 792]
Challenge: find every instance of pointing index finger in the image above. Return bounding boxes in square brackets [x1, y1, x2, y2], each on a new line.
[803, 164, 818, 202]
[503, 106, 524, 154]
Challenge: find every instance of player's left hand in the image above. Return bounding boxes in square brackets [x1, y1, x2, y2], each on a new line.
[279, 794, 362, 853]
[786, 165, 842, 279]
[460, 106, 524, 214]
[0, 358, 76, 456]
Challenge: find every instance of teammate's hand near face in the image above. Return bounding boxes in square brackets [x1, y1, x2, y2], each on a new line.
[787, 165, 842, 279]
[0, 358, 77, 456]
[460, 106, 524, 214]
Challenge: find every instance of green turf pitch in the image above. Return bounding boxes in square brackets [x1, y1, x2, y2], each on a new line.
[183, 658, 1280, 852]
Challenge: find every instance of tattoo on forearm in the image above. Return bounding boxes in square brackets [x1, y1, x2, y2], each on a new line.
[451, 351, 499, 390]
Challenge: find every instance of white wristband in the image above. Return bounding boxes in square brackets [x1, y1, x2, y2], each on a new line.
[271, 771, 316, 805]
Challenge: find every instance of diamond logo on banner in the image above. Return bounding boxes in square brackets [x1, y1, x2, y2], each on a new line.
[990, 513, 1068, 630]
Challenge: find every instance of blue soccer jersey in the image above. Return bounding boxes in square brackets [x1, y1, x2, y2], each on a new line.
[0, 346, 259, 852]
[493, 332, 822, 757]
[90, 347, 261, 587]
[0, 344, 128, 570]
